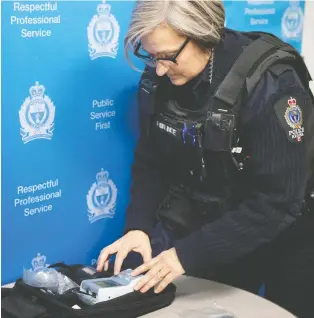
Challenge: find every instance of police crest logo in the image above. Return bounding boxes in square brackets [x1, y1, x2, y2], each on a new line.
[87, 168, 117, 223]
[19, 82, 55, 144]
[87, 0, 120, 60]
[284, 97, 304, 142]
[281, 0, 304, 40]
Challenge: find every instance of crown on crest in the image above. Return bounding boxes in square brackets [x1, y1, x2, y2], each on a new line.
[96, 168, 109, 186]
[288, 97, 297, 107]
[29, 82, 45, 99]
[290, 0, 300, 7]
[97, 0, 111, 16]
[32, 253, 46, 271]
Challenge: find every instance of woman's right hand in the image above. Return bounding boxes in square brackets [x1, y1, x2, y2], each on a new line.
[96, 230, 152, 275]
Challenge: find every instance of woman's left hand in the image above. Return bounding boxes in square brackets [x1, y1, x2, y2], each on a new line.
[131, 248, 185, 293]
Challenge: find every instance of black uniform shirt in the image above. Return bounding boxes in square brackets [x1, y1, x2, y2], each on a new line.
[125, 29, 312, 272]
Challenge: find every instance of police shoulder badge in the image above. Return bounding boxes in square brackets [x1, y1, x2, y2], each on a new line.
[274, 96, 304, 143]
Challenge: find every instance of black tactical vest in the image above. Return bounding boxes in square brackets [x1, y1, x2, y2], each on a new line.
[138, 29, 314, 234]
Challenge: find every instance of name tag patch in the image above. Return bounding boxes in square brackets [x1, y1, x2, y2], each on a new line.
[156, 120, 177, 136]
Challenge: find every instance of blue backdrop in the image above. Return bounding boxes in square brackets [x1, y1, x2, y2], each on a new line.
[1, 0, 305, 284]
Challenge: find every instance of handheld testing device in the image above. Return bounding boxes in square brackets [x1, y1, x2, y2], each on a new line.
[80, 269, 144, 303]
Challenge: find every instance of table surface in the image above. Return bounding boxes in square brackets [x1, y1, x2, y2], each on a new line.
[3, 276, 296, 318]
[143, 276, 296, 318]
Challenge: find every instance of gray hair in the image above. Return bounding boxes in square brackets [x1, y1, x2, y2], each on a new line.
[124, 0, 225, 68]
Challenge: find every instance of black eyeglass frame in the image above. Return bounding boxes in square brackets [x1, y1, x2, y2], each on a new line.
[134, 38, 190, 65]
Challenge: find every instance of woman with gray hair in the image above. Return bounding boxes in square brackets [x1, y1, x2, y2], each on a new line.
[125, 0, 224, 83]
[97, 1, 314, 317]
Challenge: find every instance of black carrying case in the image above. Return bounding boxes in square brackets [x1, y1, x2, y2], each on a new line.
[1, 263, 176, 318]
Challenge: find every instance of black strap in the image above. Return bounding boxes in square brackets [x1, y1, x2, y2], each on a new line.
[246, 49, 295, 96]
[138, 68, 159, 137]
[214, 35, 278, 109]
[212, 34, 297, 114]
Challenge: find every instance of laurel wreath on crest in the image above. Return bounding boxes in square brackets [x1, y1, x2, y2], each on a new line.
[87, 180, 117, 220]
[19, 97, 34, 136]
[87, 14, 120, 53]
[41, 96, 55, 133]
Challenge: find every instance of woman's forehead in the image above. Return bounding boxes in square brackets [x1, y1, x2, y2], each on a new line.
[141, 27, 184, 54]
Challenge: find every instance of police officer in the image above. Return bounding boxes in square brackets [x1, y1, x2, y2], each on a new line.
[97, 1, 314, 317]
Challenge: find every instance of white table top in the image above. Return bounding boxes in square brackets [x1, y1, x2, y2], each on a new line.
[3, 276, 296, 317]
[143, 276, 296, 318]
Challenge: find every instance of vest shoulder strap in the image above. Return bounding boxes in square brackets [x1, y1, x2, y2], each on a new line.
[206, 32, 314, 177]
[138, 67, 159, 114]
[212, 32, 310, 114]
[137, 67, 160, 136]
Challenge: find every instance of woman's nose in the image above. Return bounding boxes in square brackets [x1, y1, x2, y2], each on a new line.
[156, 62, 169, 77]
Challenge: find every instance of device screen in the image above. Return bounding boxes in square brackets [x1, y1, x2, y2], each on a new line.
[95, 280, 120, 288]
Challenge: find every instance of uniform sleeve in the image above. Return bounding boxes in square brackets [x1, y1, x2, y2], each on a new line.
[174, 68, 311, 272]
[124, 76, 170, 236]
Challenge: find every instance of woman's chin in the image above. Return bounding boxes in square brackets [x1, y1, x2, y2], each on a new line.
[169, 76, 187, 86]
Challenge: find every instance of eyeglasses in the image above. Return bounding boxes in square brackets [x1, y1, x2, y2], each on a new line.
[134, 38, 190, 67]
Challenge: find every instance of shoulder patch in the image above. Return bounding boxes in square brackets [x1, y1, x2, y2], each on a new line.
[274, 96, 304, 143]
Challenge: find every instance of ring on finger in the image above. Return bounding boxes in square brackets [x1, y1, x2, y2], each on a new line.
[157, 270, 166, 279]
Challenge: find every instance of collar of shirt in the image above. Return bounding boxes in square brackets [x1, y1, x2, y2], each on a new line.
[188, 57, 212, 93]
[158, 56, 212, 111]
[174, 58, 211, 98]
